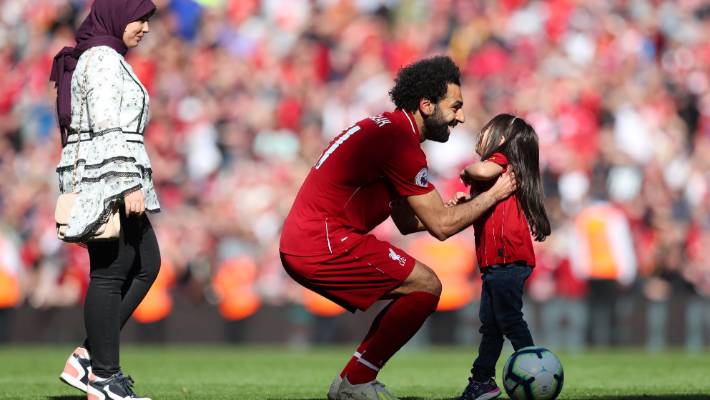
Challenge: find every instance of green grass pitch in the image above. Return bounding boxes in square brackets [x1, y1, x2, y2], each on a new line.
[1, 346, 709, 399]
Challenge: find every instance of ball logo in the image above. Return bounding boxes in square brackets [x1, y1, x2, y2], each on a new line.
[414, 168, 429, 188]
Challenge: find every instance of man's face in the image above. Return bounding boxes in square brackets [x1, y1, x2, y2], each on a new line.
[423, 83, 465, 143]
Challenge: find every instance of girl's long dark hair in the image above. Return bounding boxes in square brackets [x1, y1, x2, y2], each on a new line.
[477, 113, 551, 241]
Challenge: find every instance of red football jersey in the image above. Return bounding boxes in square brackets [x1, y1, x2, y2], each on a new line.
[473, 152, 536, 268]
[280, 110, 435, 256]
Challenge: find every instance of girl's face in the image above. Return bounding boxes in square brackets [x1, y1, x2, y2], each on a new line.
[476, 127, 505, 157]
[475, 128, 489, 156]
[123, 19, 150, 48]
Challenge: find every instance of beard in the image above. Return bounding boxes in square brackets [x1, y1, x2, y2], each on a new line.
[423, 106, 451, 143]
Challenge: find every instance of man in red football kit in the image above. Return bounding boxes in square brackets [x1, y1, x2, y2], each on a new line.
[280, 56, 516, 400]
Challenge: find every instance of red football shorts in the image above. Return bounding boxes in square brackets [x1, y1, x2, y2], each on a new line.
[280, 234, 416, 312]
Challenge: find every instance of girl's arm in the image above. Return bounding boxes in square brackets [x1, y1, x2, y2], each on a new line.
[390, 197, 426, 234]
[460, 160, 504, 184]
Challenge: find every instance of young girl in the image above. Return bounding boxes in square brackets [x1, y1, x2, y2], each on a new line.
[457, 113, 551, 400]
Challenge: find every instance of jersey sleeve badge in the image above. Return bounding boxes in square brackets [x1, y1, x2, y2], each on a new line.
[415, 168, 429, 188]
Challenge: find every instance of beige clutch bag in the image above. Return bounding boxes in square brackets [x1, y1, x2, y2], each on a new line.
[55, 193, 121, 241]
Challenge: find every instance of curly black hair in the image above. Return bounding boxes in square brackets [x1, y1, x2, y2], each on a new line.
[388, 56, 461, 112]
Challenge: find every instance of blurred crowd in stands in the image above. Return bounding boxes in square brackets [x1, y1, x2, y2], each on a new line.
[1, 0, 710, 350]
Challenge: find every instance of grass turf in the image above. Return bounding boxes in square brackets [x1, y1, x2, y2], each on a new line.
[0, 345, 709, 399]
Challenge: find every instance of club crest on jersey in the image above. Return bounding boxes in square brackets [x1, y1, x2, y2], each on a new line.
[369, 114, 391, 127]
[388, 248, 407, 266]
[415, 168, 429, 187]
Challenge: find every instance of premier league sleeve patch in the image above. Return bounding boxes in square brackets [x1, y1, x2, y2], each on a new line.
[414, 168, 429, 187]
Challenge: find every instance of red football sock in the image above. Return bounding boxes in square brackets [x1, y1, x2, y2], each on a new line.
[345, 292, 439, 384]
[339, 301, 394, 378]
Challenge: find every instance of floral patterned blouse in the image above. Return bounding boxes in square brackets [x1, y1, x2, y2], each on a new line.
[56, 46, 160, 242]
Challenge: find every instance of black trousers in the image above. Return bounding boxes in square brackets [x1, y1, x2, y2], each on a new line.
[84, 211, 161, 377]
[472, 263, 534, 381]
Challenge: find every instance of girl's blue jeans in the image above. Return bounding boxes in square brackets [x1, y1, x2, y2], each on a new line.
[472, 263, 534, 381]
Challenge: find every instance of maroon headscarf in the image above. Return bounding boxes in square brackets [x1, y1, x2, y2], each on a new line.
[50, 0, 156, 146]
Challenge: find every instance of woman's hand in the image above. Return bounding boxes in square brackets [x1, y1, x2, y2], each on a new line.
[124, 189, 145, 216]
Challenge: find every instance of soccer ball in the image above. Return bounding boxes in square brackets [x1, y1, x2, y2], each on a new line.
[502, 346, 564, 400]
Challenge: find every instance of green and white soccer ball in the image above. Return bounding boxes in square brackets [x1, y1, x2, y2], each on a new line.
[502, 346, 564, 400]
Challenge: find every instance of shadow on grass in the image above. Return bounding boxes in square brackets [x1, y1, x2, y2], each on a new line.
[271, 397, 710, 400]
[561, 397, 710, 400]
[47, 396, 85, 400]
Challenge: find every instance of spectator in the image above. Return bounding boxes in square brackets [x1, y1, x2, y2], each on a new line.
[0, 0, 708, 346]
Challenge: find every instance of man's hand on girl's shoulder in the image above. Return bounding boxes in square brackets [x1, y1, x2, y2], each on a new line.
[489, 171, 517, 202]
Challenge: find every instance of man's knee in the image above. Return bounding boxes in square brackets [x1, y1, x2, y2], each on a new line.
[424, 267, 442, 296]
[410, 262, 442, 296]
[390, 261, 442, 297]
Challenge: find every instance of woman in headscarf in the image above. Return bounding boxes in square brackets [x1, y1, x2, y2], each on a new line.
[51, 1, 160, 399]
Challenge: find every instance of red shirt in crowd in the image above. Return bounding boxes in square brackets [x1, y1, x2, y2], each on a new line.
[473, 152, 536, 268]
[280, 109, 435, 256]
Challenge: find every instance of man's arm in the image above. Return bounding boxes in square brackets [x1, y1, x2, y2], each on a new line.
[390, 198, 426, 235]
[460, 161, 504, 184]
[407, 172, 516, 241]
